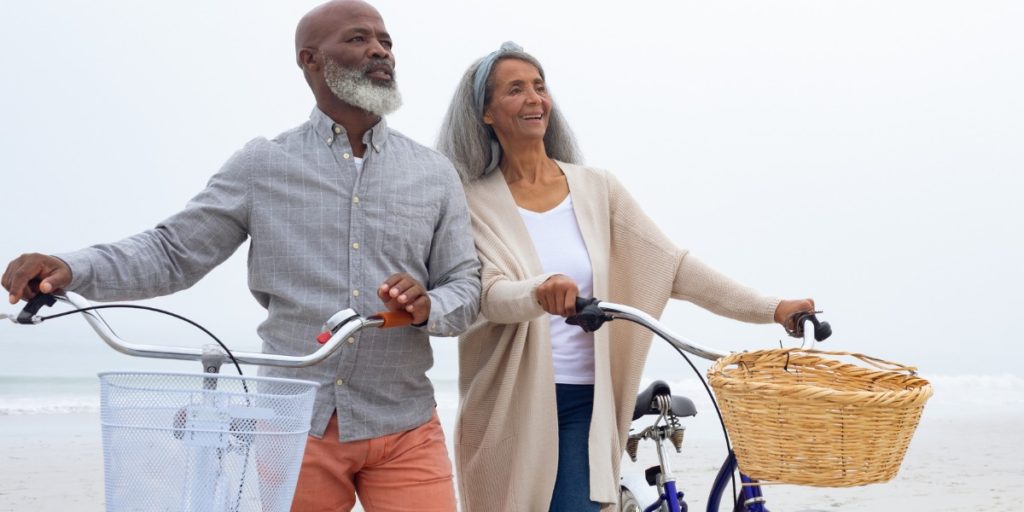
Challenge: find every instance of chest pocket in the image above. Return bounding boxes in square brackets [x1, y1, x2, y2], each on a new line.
[386, 200, 437, 275]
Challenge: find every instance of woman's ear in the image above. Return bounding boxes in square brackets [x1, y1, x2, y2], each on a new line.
[482, 110, 493, 125]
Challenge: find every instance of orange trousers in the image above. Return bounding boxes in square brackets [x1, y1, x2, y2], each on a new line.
[290, 410, 456, 511]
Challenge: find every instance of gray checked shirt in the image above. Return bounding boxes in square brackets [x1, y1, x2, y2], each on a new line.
[59, 108, 481, 441]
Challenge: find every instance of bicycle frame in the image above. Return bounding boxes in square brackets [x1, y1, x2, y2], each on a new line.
[707, 453, 766, 512]
[630, 411, 770, 512]
[643, 417, 683, 512]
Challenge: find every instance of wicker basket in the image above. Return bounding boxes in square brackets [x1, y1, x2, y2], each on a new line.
[707, 349, 933, 487]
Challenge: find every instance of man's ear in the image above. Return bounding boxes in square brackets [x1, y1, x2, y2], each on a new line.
[298, 47, 320, 72]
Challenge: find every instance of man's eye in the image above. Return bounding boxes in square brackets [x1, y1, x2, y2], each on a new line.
[349, 36, 365, 42]
[381, 40, 393, 49]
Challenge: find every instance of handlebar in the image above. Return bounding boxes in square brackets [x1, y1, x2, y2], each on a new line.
[8, 291, 414, 369]
[566, 297, 831, 361]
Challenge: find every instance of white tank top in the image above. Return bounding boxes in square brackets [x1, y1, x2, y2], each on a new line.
[518, 194, 595, 384]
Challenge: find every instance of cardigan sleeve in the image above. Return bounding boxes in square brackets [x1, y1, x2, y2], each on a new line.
[470, 210, 556, 324]
[478, 252, 555, 324]
[604, 170, 779, 324]
[672, 254, 780, 323]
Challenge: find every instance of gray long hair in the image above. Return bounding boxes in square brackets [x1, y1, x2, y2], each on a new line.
[436, 43, 582, 182]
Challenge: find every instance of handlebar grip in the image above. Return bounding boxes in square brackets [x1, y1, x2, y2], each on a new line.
[790, 311, 833, 342]
[575, 296, 599, 312]
[369, 311, 415, 328]
[566, 296, 610, 333]
[17, 293, 57, 324]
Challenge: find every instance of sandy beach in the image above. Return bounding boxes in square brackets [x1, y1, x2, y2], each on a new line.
[1, 384, 1021, 511]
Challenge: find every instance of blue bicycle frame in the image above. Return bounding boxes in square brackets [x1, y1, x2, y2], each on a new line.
[636, 444, 767, 512]
[707, 452, 767, 512]
[646, 479, 680, 512]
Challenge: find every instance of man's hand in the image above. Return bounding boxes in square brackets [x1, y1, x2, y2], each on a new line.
[536, 274, 579, 317]
[378, 273, 431, 325]
[2, 253, 72, 304]
[774, 298, 816, 333]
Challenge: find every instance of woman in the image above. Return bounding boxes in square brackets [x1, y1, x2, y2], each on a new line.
[437, 42, 815, 512]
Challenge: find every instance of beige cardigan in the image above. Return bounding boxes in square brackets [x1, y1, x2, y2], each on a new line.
[456, 162, 779, 511]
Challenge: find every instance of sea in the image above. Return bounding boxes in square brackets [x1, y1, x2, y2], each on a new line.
[2, 322, 1022, 419]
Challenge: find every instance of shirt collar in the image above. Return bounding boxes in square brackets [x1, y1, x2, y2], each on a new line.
[309, 107, 390, 154]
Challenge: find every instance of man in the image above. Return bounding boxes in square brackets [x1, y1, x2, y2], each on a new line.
[1, 1, 478, 510]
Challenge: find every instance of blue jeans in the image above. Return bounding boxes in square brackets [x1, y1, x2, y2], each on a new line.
[549, 383, 601, 512]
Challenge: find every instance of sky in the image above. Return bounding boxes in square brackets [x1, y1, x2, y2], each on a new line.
[1, 0, 1022, 380]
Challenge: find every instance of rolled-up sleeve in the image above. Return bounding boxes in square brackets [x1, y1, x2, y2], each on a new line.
[420, 164, 481, 336]
[57, 146, 251, 301]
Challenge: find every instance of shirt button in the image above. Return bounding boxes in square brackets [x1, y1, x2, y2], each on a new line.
[326, 137, 333, 144]
[336, 379, 344, 386]
[373, 144, 380, 151]
[347, 337, 356, 344]
[343, 153, 350, 159]
[352, 196, 360, 204]
[351, 242, 360, 250]
[333, 125, 342, 134]
[352, 290, 360, 297]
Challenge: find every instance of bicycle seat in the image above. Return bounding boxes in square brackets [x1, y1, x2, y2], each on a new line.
[632, 380, 697, 420]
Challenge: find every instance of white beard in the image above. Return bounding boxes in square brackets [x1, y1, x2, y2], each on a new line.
[323, 56, 403, 116]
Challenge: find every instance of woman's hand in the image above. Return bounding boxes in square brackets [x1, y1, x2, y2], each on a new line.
[774, 298, 816, 333]
[535, 274, 578, 317]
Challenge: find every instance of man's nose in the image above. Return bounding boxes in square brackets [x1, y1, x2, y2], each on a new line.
[368, 39, 390, 60]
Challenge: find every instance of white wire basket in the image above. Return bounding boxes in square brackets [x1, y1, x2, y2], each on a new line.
[99, 372, 319, 512]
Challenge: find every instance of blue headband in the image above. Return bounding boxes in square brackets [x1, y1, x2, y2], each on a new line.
[473, 41, 524, 174]
[473, 41, 523, 117]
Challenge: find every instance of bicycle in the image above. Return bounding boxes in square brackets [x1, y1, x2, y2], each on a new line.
[566, 297, 832, 512]
[4, 291, 412, 512]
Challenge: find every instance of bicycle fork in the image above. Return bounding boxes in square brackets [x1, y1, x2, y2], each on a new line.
[707, 452, 767, 512]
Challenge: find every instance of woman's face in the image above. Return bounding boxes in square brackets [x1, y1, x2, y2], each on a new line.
[483, 58, 551, 144]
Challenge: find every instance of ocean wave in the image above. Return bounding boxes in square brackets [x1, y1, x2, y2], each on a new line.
[0, 375, 99, 415]
[0, 397, 101, 415]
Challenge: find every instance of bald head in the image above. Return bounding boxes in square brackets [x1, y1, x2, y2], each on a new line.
[295, 0, 383, 66]
[294, 0, 399, 120]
